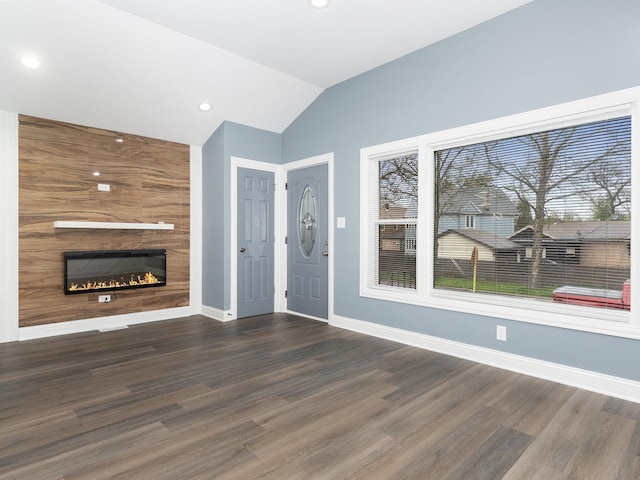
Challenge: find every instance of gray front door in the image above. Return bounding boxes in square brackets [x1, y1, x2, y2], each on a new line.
[237, 167, 274, 318]
[287, 164, 328, 319]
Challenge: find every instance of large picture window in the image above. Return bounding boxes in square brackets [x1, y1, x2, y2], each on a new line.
[360, 87, 638, 337]
[434, 116, 631, 307]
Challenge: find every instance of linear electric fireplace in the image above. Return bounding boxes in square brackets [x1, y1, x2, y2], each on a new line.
[64, 249, 167, 295]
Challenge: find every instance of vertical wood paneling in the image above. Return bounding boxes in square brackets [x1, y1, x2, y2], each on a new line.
[18, 115, 190, 327]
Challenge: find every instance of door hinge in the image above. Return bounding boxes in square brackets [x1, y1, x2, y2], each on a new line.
[285, 182, 288, 190]
[285, 236, 288, 244]
[285, 290, 288, 298]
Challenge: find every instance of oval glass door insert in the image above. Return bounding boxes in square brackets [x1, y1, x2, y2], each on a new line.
[298, 185, 318, 257]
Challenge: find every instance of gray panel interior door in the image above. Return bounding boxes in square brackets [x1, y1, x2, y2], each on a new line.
[287, 164, 328, 319]
[237, 167, 275, 318]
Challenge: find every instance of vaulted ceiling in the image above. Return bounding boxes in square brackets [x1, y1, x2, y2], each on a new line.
[0, 0, 531, 145]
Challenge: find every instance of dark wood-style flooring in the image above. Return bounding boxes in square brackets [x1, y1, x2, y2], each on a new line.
[1, 314, 639, 479]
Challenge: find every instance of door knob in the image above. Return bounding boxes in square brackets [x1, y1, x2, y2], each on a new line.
[322, 251, 329, 257]
[240, 247, 246, 253]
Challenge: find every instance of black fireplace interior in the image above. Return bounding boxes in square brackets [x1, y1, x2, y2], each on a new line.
[64, 249, 166, 294]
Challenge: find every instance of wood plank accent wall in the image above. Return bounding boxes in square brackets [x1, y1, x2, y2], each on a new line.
[18, 115, 190, 327]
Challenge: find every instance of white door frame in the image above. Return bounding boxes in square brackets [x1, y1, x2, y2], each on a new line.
[281, 153, 334, 322]
[230, 153, 334, 322]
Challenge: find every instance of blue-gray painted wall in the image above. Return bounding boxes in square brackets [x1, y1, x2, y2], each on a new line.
[279, 0, 640, 380]
[202, 121, 281, 310]
[202, 123, 225, 309]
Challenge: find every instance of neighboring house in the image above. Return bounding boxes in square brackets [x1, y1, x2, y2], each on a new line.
[379, 224, 406, 252]
[379, 203, 417, 256]
[378, 203, 417, 287]
[508, 221, 631, 268]
[438, 187, 519, 237]
[508, 225, 556, 262]
[384, 187, 517, 258]
[437, 229, 518, 262]
[379, 205, 408, 253]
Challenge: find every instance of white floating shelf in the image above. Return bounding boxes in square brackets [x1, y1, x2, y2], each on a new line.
[53, 221, 174, 230]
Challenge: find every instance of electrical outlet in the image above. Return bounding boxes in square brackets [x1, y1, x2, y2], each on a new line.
[98, 294, 111, 303]
[496, 325, 507, 341]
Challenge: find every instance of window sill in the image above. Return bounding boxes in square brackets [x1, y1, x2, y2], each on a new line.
[360, 285, 638, 340]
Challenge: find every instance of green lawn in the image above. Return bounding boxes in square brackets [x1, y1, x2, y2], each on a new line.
[435, 277, 556, 298]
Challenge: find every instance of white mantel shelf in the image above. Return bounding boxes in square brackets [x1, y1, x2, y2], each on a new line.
[53, 221, 174, 230]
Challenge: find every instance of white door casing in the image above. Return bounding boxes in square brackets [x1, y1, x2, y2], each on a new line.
[230, 154, 333, 321]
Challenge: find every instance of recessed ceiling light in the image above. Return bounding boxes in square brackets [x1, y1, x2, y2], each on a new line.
[308, 0, 330, 8]
[114, 137, 124, 143]
[93, 171, 100, 177]
[20, 55, 41, 69]
[198, 102, 212, 112]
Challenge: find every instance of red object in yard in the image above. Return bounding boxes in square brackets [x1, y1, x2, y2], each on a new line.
[552, 279, 631, 310]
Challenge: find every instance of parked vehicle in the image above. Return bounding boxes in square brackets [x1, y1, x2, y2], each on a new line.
[552, 279, 630, 310]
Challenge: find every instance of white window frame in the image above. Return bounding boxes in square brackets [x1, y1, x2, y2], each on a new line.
[465, 215, 475, 229]
[360, 86, 640, 339]
[363, 148, 421, 296]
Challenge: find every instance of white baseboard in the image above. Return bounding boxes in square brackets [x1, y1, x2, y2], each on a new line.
[330, 314, 640, 404]
[19, 306, 193, 341]
[201, 305, 235, 322]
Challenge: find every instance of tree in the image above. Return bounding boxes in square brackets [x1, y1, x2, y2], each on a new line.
[379, 147, 491, 229]
[379, 153, 418, 213]
[435, 147, 492, 231]
[591, 195, 630, 221]
[586, 157, 631, 220]
[484, 118, 629, 289]
[591, 195, 614, 221]
[515, 199, 533, 230]
[379, 148, 491, 274]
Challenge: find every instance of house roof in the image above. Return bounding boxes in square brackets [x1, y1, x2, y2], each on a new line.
[0, 0, 532, 146]
[509, 221, 631, 242]
[438, 229, 518, 250]
[440, 187, 519, 217]
[509, 225, 554, 242]
[544, 221, 631, 241]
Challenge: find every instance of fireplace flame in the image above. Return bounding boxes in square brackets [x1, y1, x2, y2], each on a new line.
[69, 272, 160, 292]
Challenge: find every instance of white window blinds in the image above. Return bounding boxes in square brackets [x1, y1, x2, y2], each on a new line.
[433, 116, 631, 311]
[369, 151, 418, 290]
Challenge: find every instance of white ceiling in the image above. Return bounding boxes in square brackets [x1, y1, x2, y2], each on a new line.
[0, 0, 531, 146]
